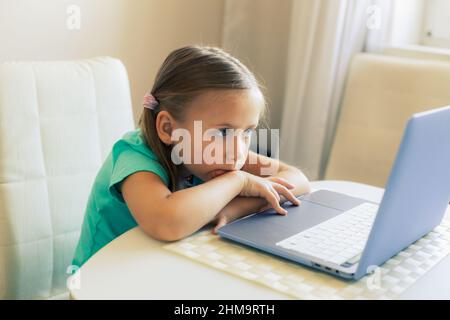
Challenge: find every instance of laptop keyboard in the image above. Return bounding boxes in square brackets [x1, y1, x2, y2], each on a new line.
[275, 202, 378, 266]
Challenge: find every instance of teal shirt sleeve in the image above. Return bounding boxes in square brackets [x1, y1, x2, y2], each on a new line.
[108, 142, 170, 203]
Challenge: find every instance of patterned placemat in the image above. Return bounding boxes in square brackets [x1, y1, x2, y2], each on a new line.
[164, 220, 450, 299]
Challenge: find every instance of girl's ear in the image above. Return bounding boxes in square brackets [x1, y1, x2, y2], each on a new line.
[155, 111, 175, 145]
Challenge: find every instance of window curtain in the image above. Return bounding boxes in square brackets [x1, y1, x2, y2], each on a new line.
[280, 0, 373, 180]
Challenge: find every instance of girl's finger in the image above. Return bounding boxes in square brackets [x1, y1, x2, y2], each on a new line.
[269, 185, 281, 202]
[272, 183, 301, 206]
[262, 187, 288, 215]
[212, 216, 227, 234]
[269, 186, 283, 210]
[267, 177, 295, 189]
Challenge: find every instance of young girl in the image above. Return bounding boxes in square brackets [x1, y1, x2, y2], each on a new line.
[72, 46, 311, 268]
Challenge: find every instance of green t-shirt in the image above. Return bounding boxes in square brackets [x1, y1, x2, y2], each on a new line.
[72, 128, 203, 268]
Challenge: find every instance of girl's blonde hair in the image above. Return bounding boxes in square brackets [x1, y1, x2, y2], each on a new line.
[138, 45, 266, 191]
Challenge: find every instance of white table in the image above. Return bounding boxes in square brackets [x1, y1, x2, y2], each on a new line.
[70, 181, 450, 300]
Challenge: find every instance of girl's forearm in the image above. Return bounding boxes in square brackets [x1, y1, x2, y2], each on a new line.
[161, 166, 310, 239]
[164, 170, 244, 238]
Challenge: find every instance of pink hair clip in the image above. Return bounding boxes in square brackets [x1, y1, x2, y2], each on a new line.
[142, 92, 159, 110]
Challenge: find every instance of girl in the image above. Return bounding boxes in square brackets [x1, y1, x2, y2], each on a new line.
[72, 46, 311, 268]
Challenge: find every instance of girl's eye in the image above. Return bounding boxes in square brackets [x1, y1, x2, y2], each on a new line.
[214, 128, 254, 137]
[217, 128, 231, 136]
[219, 128, 228, 136]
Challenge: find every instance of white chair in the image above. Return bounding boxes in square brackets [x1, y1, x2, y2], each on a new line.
[324, 53, 450, 187]
[0, 57, 135, 299]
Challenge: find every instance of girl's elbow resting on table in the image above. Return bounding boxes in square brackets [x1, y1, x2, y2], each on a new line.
[138, 203, 201, 242]
[139, 215, 186, 242]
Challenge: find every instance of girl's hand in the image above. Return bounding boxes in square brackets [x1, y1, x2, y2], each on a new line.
[211, 175, 301, 234]
[237, 171, 301, 215]
[212, 210, 232, 234]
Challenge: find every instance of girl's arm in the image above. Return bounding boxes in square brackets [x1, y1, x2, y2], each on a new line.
[122, 170, 243, 241]
[121, 168, 298, 242]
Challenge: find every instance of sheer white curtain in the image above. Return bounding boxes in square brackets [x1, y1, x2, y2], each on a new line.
[279, 0, 373, 180]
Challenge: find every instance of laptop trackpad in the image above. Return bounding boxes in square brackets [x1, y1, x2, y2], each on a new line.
[298, 189, 369, 211]
[219, 190, 369, 245]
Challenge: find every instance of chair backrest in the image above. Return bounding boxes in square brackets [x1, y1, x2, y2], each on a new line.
[325, 53, 450, 187]
[0, 57, 135, 299]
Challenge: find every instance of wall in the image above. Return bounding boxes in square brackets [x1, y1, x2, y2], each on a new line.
[389, 0, 425, 46]
[222, 0, 293, 129]
[423, 0, 450, 48]
[0, 0, 225, 124]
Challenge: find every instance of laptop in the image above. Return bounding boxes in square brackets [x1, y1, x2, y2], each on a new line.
[218, 106, 450, 280]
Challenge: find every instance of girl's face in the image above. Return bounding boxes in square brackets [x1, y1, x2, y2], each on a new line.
[172, 89, 264, 182]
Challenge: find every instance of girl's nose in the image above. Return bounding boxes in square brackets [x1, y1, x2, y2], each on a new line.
[226, 135, 247, 169]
